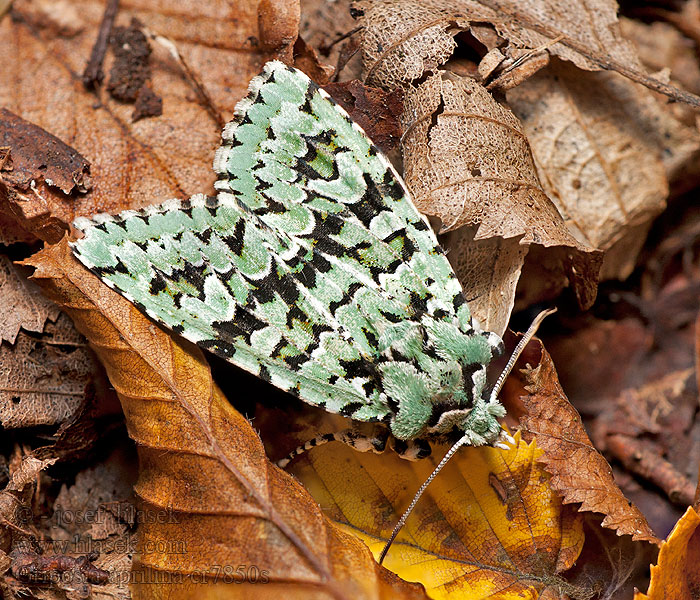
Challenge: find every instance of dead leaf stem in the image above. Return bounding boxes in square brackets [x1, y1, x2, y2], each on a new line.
[82, 0, 120, 90]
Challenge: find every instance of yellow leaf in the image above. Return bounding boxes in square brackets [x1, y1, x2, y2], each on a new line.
[635, 506, 700, 600]
[276, 412, 585, 600]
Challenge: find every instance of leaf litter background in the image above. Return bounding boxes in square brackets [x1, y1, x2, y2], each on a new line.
[1, 0, 700, 598]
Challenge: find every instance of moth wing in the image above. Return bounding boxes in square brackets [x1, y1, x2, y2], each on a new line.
[214, 61, 499, 349]
[71, 194, 392, 422]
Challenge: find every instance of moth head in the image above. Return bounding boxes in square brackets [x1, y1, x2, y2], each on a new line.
[426, 400, 505, 446]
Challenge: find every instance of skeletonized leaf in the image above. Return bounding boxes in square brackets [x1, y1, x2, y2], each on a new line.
[354, 0, 699, 106]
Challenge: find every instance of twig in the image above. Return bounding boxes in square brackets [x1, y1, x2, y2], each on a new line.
[146, 29, 225, 128]
[82, 0, 120, 90]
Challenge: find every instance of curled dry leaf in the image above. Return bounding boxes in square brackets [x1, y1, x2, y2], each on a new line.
[265, 406, 585, 600]
[355, 0, 700, 106]
[513, 340, 658, 543]
[0, 109, 91, 243]
[0, 256, 60, 344]
[24, 239, 427, 600]
[634, 507, 700, 600]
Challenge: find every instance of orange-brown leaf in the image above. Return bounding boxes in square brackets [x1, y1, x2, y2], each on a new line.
[0, 0, 298, 242]
[514, 340, 659, 543]
[24, 239, 427, 600]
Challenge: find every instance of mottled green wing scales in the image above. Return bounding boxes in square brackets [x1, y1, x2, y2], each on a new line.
[214, 64, 473, 332]
[71, 61, 504, 438]
[72, 195, 389, 419]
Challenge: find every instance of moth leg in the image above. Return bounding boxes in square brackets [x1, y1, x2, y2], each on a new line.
[277, 427, 391, 468]
[392, 438, 432, 461]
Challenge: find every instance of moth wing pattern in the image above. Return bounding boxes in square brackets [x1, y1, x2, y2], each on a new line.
[213, 61, 485, 338]
[71, 194, 388, 421]
[71, 60, 503, 429]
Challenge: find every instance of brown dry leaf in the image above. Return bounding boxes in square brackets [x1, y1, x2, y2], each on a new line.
[442, 231, 527, 337]
[24, 239, 427, 600]
[594, 369, 697, 507]
[0, 256, 60, 344]
[355, 0, 700, 106]
[0, 449, 58, 555]
[0, 109, 92, 243]
[513, 340, 659, 543]
[0, 0, 300, 242]
[300, 0, 363, 80]
[634, 506, 700, 600]
[323, 80, 403, 153]
[0, 312, 96, 430]
[43, 448, 137, 600]
[262, 404, 586, 600]
[400, 71, 599, 334]
[620, 17, 700, 98]
[507, 60, 700, 281]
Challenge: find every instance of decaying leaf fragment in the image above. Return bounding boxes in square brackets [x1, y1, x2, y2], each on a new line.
[0, 256, 60, 345]
[634, 507, 700, 600]
[0, 312, 95, 430]
[24, 239, 427, 600]
[0, 109, 91, 243]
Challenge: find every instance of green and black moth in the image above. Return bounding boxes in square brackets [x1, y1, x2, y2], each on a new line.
[71, 61, 549, 561]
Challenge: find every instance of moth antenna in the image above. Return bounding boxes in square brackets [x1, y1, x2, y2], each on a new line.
[378, 308, 556, 565]
[488, 308, 556, 405]
[379, 433, 470, 564]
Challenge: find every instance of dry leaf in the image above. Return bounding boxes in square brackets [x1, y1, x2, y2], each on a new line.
[0, 313, 96, 430]
[634, 507, 700, 600]
[299, 0, 363, 80]
[513, 340, 659, 543]
[0, 450, 58, 555]
[0, 109, 91, 243]
[400, 71, 599, 334]
[0, 0, 300, 241]
[594, 369, 697, 507]
[322, 80, 403, 153]
[0, 256, 60, 344]
[442, 231, 526, 337]
[25, 239, 426, 600]
[354, 0, 700, 106]
[620, 17, 700, 98]
[508, 60, 700, 280]
[264, 407, 586, 599]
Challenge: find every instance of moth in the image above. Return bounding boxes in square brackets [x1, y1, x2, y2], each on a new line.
[71, 61, 548, 561]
